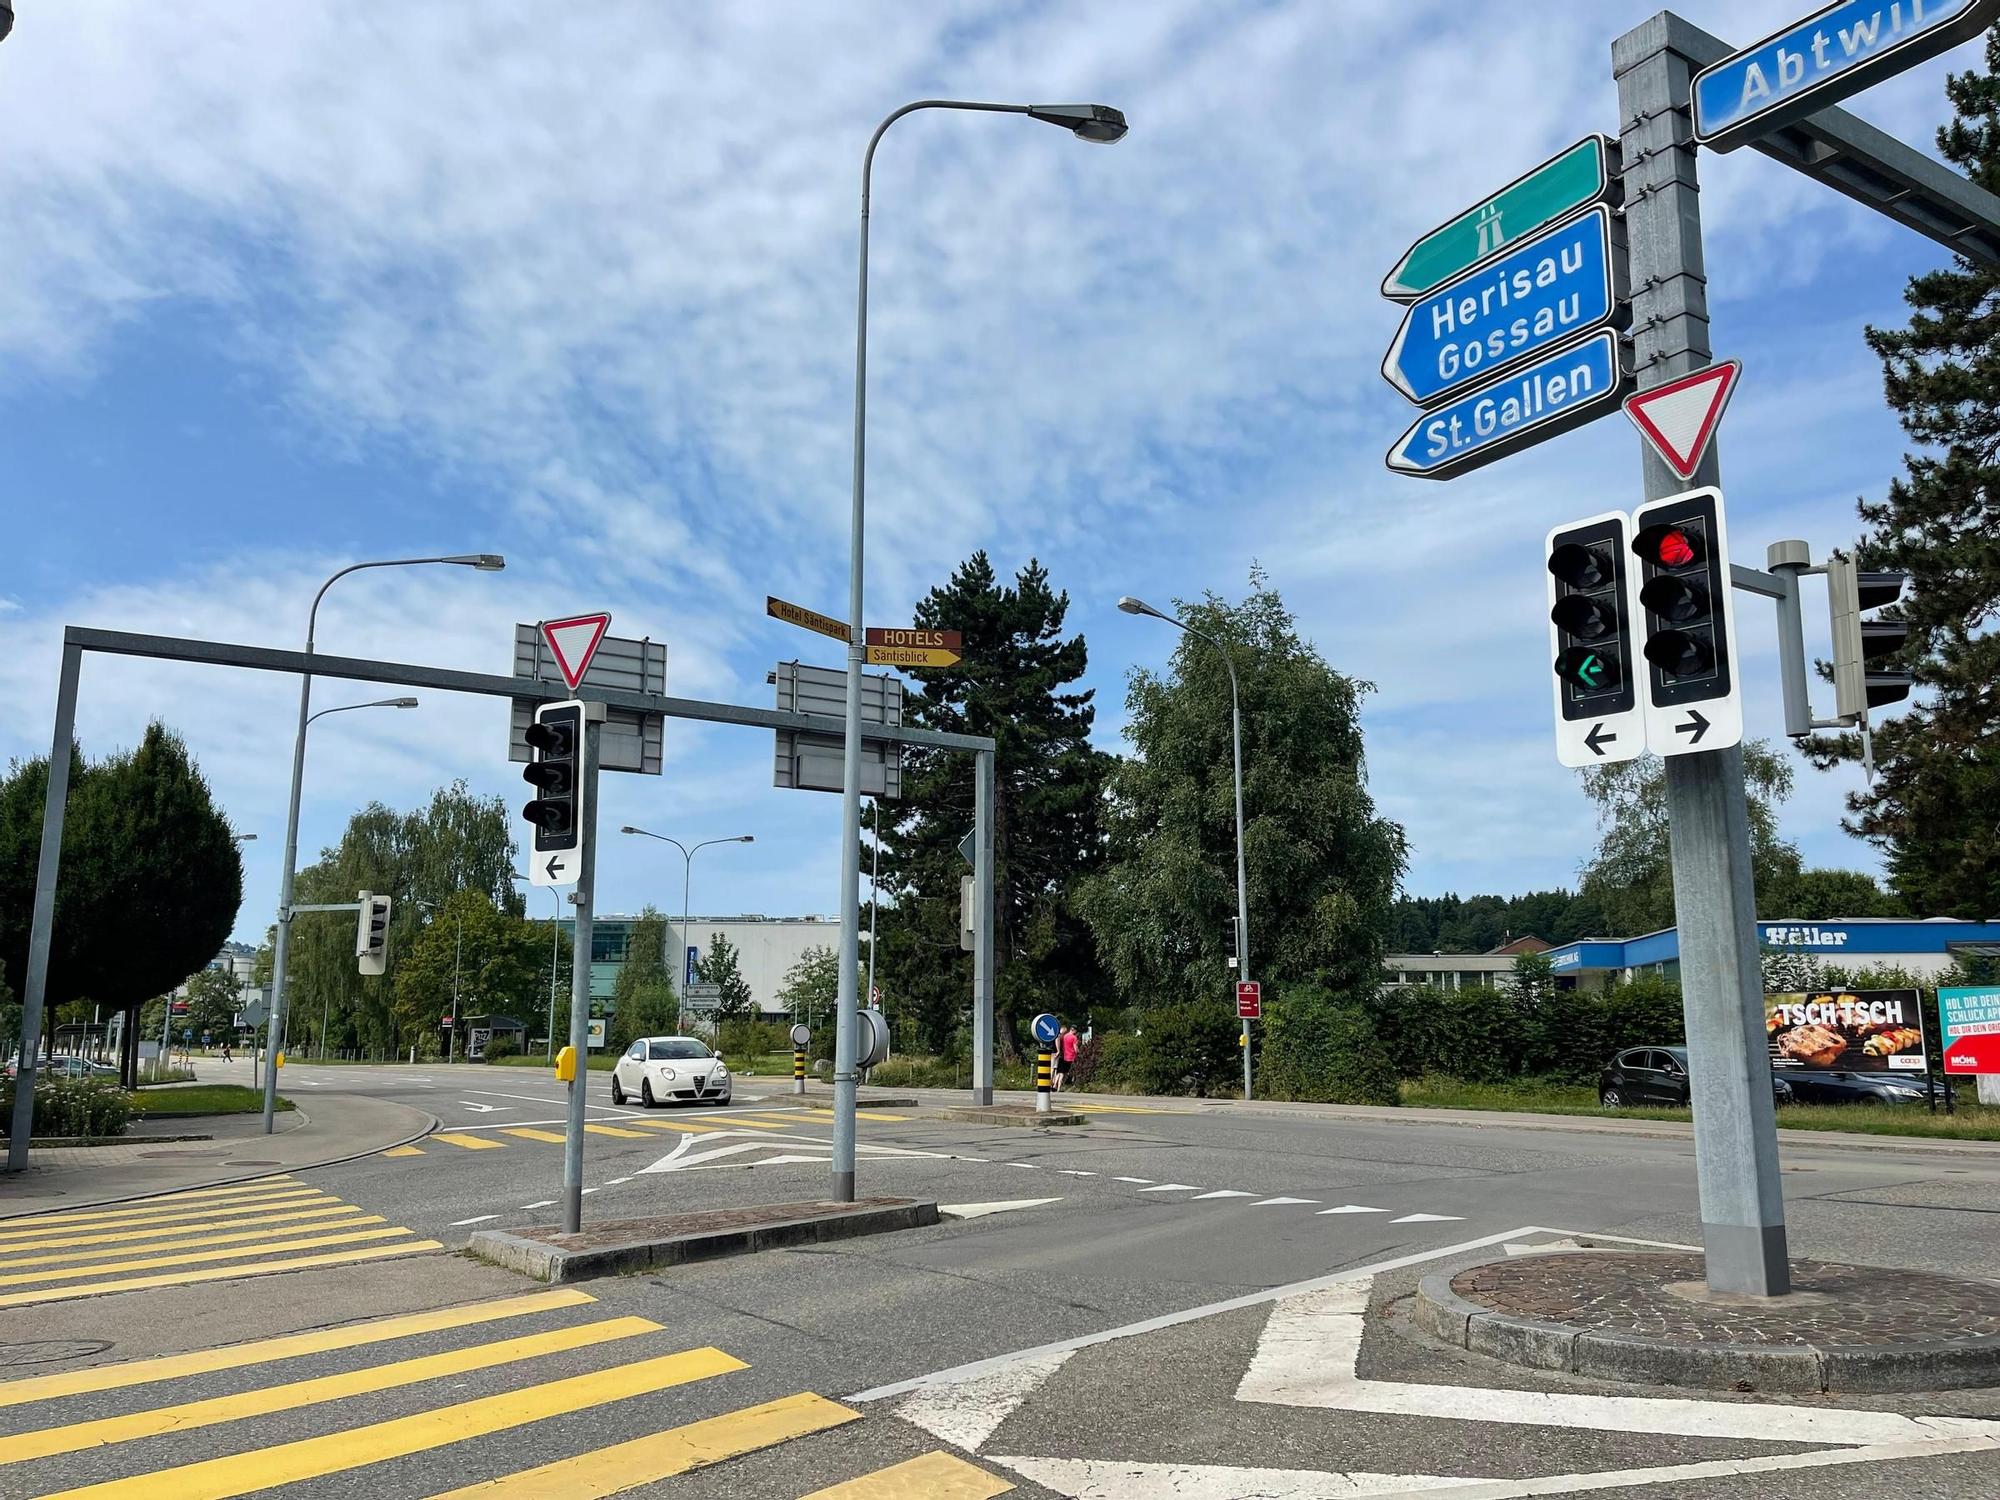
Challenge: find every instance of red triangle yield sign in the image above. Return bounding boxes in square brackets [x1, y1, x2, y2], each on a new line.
[1622, 360, 1740, 481]
[540, 612, 612, 692]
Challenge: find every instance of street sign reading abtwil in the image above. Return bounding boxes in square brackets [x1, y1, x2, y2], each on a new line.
[1381, 135, 1621, 302]
[1387, 329, 1630, 479]
[1381, 205, 1626, 407]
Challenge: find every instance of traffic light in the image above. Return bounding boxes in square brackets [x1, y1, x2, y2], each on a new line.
[1225, 916, 1240, 970]
[1827, 556, 1913, 719]
[1629, 486, 1743, 755]
[523, 699, 587, 887]
[355, 891, 392, 977]
[1544, 511, 1643, 766]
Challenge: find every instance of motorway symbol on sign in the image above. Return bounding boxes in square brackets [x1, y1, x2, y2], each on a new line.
[1945, 1032, 2000, 1074]
[767, 595, 850, 644]
[1382, 135, 1620, 302]
[1390, 330, 1630, 479]
[1237, 980, 1261, 1020]
[1381, 205, 1623, 407]
[865, 644, 960, 668]
[1623, 359, 1740, 480]
[1694, 0, 1999, 152]
[539, 614, 612, 692]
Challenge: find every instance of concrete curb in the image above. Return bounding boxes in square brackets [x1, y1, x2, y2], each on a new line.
[796, 1095, 919, 1110]
[1414, 1260, 2000, 1393]
[939, 1106, 1087, 1129]
[466, 1198, 940, 1283]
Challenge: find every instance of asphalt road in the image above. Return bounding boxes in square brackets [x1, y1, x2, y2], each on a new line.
[3, 1059, 1997, 1497]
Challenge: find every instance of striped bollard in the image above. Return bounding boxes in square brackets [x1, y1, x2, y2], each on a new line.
[793, 1050, 806, 1095]
[1036, 1050, 1053, 1113]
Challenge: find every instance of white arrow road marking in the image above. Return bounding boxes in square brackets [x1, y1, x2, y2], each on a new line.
[1112, 1177, 1153, 1184]
[1253, 1197, 1318, 1206]
[457, 1102, 508, 1113]
[1317, 1205, 1388, 1215]
[991, 1457, 1480, 1497]
[1191, 1190, 1256, 1200]
[941, 1199, 1064, 1220]
[1138, 1183, 1198, 1193]
[1390, 1213, 1462, 1224]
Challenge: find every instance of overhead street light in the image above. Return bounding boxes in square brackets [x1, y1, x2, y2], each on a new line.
[1119, 593, 1255, 1102]
[831, 95, 1129, 1202]
[620, 828, 756, 1004]
[262, 553, 503, 1132]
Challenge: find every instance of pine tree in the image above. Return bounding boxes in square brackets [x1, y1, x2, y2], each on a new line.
[872, 553, 1110, 1056]
[696, 932, 753, 1020]
[1814, 33, 2000, 917]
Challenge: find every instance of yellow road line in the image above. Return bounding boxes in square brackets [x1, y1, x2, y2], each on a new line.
[502, 1128, 570, 1144]
[37, 1345, 744, 1499]
[433, 1132, 506, 1151]
[0, 1315, 662, 1464]
[0, 1214, 386, 1268]
[0, 1203, 371, 1255]
[0, 1288, 595, 1409]
[581, 1124, 648, 1139]
[853, 1111, 910, 1122]
[426, 1390, 858, 1499]
[382, 1144, 425, 1157]
[0, 1225, 415, 1287]
[623, 1119, 722, 1134]
[0, 1237, 443, 1310]
[705, 1117, 791, 1130]
[3, 1177, 304, 1218]
[0, 1188, 328, 1238]
[802, 1451, 1015, 1499]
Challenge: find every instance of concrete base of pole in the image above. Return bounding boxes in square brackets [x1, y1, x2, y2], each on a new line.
[793, 1078, 805, 1095]
[562, 1186, 581, 1236]
[972, 1086, 993, 1106]
[831, 1170, 855, 1202]
[1702, 1221, 1791, 1298]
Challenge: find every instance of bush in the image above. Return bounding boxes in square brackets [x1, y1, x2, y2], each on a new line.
[717, 1017, 786, 1062]
[1129, 1004, 1241, 1096]
[481, 1036, 519, 1063]
[1259, 987, 1399, 1105]
[0, 1077, 134, 1138]
[1069, 1032, 1141, 1092]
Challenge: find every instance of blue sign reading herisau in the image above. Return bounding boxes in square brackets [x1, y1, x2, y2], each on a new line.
[1386, 330, 1629, 480]
[1381, 206, 1625, 407]
[1694, 0, 1999, 151]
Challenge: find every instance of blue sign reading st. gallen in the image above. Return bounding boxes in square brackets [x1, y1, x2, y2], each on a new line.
[1387, 330, 1628, 480]
[1381, 206, 1623, 407]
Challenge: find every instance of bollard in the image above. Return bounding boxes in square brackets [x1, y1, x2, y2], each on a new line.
[1036, 1049, 1053, 1114]
[793, 1049, 806, 1096]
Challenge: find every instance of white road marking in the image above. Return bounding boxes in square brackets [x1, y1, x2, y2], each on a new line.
[1390, 1213, 1462, 1224]
[940, 1199, 1064, 1220]
[1139, 1184, 1198, 1193]
[993, 1456, 1479, 1497]
[522, 1200, 554, 1210]
[450, 1215, 500, 1226]
[456, 1102, 508, 1113]
[1004, 1162, 1045, 1170]
[1191, 1190, 1256, 1200]
[1317, 1205, 1387, 1215]
[1254, 1197, 1318, 1206]
[1112, 1177, 1153, 1184]
[1057, 1170, 1096, 1177]
[896, 1351, 1071, 1452]
[605, 1177, 631, 1185]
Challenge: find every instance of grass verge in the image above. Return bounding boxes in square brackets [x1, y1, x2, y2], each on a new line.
[133, 1084, 294, 1117]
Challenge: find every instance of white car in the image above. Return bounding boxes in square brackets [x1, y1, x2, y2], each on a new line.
[609, 1036, 731, 1108]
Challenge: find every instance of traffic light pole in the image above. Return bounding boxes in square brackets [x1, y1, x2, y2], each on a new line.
[561, 707, 604, 1236]
[1616, 12, 1789, 1297]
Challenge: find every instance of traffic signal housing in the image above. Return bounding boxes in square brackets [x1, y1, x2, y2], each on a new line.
[1827, 556, 1912, 720]
[523, 699, 587, 886]
[1629, 486, 1742, 755]
[355, 891, 393, 977]
[1544, 511, 1644, 766]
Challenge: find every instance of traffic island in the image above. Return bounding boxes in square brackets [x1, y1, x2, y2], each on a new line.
[795, 1094, 920, 1110]
[1414, 1249, 2000, 1394]
[465, 1197, 940, 1283]
[939, 1104, 1086, 1128]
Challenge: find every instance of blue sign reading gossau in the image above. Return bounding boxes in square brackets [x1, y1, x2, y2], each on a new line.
[1695, 0, 1996, 150]
[1387, 330, 1627, 479]
[1381, 206, 1619, 407]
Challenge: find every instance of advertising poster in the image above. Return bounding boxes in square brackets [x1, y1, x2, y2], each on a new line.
[1940, 986, 2000, 1075]
[1765, 989, 1927, 1072]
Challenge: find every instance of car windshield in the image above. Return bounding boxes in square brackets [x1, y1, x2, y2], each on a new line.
[649, 1039, 709, 1061]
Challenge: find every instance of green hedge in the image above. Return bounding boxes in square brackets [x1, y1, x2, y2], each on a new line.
[1260, 987, 1399, 1105]
[1359, 977, 1684, 1085]
[0, 1077, 133, 1138]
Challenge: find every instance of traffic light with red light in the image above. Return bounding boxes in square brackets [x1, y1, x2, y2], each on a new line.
[523, 699, 587, 887]
[1544, 511, 1644, 767]
[1629, 487, 1743, 755]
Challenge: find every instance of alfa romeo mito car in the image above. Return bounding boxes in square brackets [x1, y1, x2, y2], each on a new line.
[609, 1036, 731, 1108]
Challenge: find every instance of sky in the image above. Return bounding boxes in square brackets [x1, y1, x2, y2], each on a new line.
[0, 1, 1975, 945]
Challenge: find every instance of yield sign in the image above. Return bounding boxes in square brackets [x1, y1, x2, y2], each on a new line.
[539, 613, 612, 691]
[1622, 359, 1740, 481]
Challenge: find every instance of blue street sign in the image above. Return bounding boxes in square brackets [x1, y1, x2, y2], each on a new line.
[1695, 0, 1997, 152]
[1386, 330, 1630, 480]
[1381, 206, 1623, 407]
[1031, 1011, 1061, 1046]
[686, 945, 699, 987]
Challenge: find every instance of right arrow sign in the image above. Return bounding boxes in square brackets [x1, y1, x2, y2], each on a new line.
[1674, 709, 1710, 744]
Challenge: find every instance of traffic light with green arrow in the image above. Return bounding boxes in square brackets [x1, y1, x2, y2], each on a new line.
[1545, 511, 1644, 767]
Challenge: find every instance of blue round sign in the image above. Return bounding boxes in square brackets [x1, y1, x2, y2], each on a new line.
[1031, 1012, 1061, 1046]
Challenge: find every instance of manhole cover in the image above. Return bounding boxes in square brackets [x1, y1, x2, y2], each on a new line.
[223, 1160, 280, 1167]
[0, 1340, 113, 1368]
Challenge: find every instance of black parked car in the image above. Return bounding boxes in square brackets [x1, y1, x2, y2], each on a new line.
[1775, 1069, 1930, 1106]
[1599, 1046, 1793, 1109]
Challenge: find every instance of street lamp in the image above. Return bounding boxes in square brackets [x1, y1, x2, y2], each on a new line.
[512, 872, 567, 1060]
[619, 828, 755, 1014]
[263, 554, 500, 1132]
[415, 897, 466, 1065]
[1120, 594, 1254, 1102]
[232, 833, 259, 844]
[832, 97, 1128, 1202]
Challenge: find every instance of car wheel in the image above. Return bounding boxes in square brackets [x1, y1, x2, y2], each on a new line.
[641, 1080, 656, 1108]
[610, 1075, 625, 1106]
[1600, 1087, 1624, 1109]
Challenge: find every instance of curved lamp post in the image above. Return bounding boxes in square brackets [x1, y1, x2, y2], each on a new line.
[832, 97, 1127, 1201]
[1120, 594, 1253, 1102]
[262, 555, 501, 1131]
[619, 828, 755, 1011]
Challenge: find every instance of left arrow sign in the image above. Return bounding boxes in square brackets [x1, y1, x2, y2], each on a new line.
[1584, 723, 1617, 757]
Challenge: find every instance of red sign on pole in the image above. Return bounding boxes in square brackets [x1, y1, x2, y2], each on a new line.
[1236, 981, 1261, 1020]
[1944, 1032, 2000, 1075]
[1621, 359, 1740, 481]
[539, 613, 613, 692]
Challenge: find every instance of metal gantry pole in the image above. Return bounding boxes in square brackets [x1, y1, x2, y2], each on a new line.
[7, 644, 82, 1169]
[262, 667, 313, 1133]
[561, 714, 603, 1234]
[1615, 10, 1788, 1297]
[972, 749, 996, 1105]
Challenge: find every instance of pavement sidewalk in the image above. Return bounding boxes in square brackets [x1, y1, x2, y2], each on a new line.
[0, 1092, 437, 1219]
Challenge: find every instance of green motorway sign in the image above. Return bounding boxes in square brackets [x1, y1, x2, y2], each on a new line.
[1381, 135, 1619, 303]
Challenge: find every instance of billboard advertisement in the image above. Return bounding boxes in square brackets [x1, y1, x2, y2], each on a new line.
[1941, 986, 2000, 1075]
[1765, 989, 1926, 1073]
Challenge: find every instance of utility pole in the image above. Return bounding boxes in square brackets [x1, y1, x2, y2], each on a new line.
[1614, 11, 1788, 1296]
[560, 709, 604, 1234]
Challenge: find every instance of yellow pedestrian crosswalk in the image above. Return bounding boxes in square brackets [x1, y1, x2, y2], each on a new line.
[385, 1108, 854, 1157]
[0, 1285, 1015, 1498]
[0, 1178, 439, 1308]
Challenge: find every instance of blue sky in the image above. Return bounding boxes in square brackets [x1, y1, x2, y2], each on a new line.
[0, 1, 1972, 944]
